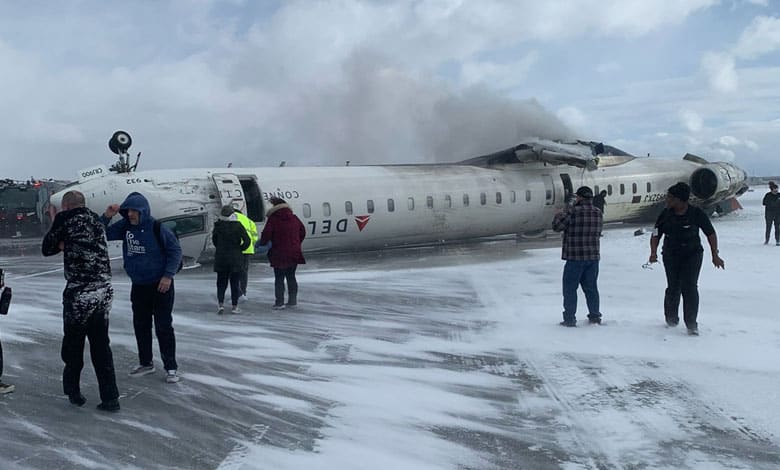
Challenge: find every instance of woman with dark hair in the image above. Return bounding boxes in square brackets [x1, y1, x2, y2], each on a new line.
[212, 205, 251, 314]
[259, 197, 306, 309]
[762, 181, 780, 245]
[648, 182, 725, 336]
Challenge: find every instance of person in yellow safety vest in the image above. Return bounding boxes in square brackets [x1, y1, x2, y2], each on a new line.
[233, 208, 259, 300]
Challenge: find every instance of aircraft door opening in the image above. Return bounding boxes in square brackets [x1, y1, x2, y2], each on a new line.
[212, 173, 246, 213]
[542, 175, 555, 205]
[560, 173, 573, 202]
[238, 176, 265, 222]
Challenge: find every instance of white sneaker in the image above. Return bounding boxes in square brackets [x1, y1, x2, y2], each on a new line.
[217, 305, 224, 315]
[231, 305, 241, 314]
[272, 304, 286, 310]
[0, 381, 15, 394]
[128, 364, 155, 377]
[239, 294, 248, 303]
[165, 370, 180, 383]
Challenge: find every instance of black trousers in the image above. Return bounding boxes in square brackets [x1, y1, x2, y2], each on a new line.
[240, 255, 251, 295]
[61, 313, 119, 402]
[130, 282, 178, 371]
[765, 212, 780, 242]
[662, 250, 704, 329]
[0, 338, 3, 378]
[274, 266, 298, 306]
[216, 271, 242, 306]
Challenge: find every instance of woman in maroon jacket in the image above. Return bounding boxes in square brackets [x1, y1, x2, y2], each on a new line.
[259, 198, 306, 309]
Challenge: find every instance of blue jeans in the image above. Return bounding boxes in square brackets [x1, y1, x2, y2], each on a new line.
[562, 259, 600, 323]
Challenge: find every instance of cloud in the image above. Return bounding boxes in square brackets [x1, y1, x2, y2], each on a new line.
[556, 106, 588, 133]
[719, 135, 740, 146]
[733, 15, 780, 59]
[701, 52, 739, 92]
[679, 109, 704, 132]
[700, 15, 780, 93]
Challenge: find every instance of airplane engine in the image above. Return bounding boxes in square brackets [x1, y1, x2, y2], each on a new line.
[689, 162, 748, 201]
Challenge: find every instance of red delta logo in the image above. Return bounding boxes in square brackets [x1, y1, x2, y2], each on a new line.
[354, 215, 371, 231]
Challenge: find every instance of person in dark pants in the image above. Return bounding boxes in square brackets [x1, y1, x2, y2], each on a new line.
[213, 205, 251, 314]
[649, 182, 724, 336]
[552, 186, 604, 326]
[233, 208, 258, 300]
[762, 181, 780, 245]
[101, 192, 183, 383]
[0, 270, 14, 394]
[259, 197, 306, 309]
[593, 190, 607, 214]
[42, 190, 119, 411]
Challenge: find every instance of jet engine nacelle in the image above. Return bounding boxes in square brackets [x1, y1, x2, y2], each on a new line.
[690, 162, 747, 201]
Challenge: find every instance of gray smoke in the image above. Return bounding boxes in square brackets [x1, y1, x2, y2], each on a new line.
[247, 52, 576, 166]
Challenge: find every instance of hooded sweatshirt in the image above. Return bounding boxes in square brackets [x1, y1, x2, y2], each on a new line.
[100, 192, 182, 284]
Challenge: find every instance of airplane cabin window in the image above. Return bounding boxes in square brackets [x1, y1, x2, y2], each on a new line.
[367, 200, 374, 214]
[480, 192, 487, 205]
[323, 202, 331, 217]
[463, 194, 469, 207]
[510, 191, 516, 203]
[408, 197, 415, 210]
[607, 185, 613, 196]
[159, 215, 205, 237]
[646, 182, 652, 193]
[632, 183, 637, 194]
[444, 194, 452, 208]
[345, 201, 353, 215]
[496, 192, 502, 204]
[525, 190, 531, 202]
[303, 203, 311, 218]
[620, 184, 625, 195]
[387, 198, 395, 212]
[426, 196, 433, 209]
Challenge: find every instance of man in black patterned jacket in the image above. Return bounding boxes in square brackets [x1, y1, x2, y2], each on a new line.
[552, 186, 604, 327]
[42, 190, 120, 412]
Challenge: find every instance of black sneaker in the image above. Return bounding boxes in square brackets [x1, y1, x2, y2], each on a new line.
[97, 399, 120, 412]
[559, 321, 576, 327]
[666, 319, 679, 327]
[687, 327, 699, 336]
[68, 393, 86, 407]
[588, 317, 602, 325]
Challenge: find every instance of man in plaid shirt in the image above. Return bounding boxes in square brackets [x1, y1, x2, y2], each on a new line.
[552, 186, 604, 326]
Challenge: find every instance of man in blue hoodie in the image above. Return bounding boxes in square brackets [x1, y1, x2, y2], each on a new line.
[101, 192, 183, 384]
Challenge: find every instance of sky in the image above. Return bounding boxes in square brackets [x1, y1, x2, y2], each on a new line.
[1, 0, 779, 181]
[0, 189, 778, 469]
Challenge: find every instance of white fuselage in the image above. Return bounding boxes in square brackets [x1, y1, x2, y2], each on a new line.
[52, 157, 747, 264]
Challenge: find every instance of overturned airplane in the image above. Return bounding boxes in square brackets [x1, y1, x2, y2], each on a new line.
[50, 132, 748, 265]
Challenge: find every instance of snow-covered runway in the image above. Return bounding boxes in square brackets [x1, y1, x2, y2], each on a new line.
[0, 190, 778, 469]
